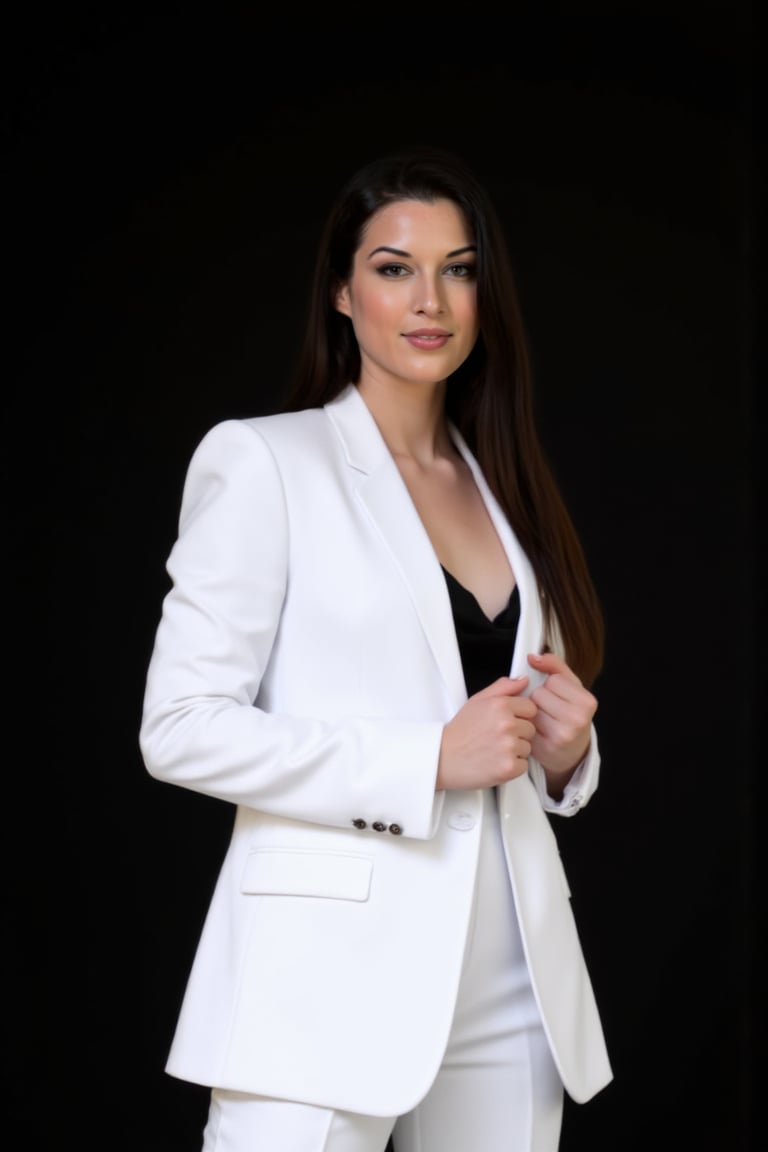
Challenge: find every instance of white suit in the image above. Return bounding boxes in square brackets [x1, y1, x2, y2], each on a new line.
[139, 383, 612, 1120]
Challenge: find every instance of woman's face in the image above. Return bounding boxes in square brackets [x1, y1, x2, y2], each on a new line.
[334, 198, 479, 392]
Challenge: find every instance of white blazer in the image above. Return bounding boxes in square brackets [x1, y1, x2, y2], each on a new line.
[140, 383, 612, 1116]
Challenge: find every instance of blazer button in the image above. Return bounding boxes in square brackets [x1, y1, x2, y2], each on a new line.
[448, 811, 476, 831]
[352, 818, 367, 829]
[388, 823, 403, 835]
[372, 821, 387, 832]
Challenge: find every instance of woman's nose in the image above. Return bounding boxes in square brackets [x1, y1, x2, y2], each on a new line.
[413, 275, 445, 315]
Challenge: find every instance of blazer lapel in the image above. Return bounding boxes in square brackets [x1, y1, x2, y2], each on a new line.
[326, 386, 468, 713]
[450, 429, 568, 962]
[449, 427, 547, 687]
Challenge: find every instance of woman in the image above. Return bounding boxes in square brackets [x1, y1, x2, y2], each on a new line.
[140, 145, 613, 1151]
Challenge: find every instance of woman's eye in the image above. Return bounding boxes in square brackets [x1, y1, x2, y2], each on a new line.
[378, 263, 410, 278]
[445, 263, 476, 278]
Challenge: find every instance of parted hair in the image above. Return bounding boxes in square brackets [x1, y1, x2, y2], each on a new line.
[279, 146, 604, 687]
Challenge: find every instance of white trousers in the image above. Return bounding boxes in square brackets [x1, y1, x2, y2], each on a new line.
[200, 790, 564, 1152]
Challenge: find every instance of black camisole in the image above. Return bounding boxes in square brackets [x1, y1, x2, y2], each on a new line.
[441, 566, 520, 697]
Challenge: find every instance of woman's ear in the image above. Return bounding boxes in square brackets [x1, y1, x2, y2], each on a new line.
[334, 282, 351, 317]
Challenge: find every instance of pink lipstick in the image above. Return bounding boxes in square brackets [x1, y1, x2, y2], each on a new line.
[403, 329, 451, 350]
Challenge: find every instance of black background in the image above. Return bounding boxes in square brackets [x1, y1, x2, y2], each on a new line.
[11, 2, 758, 1149]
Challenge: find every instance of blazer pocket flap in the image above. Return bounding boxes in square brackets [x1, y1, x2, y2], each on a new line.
[241, 849, 373, 902]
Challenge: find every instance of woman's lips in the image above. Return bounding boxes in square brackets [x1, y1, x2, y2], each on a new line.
[403, 330, 451, 350]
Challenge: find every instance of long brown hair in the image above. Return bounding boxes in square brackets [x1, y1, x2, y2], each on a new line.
[278, 146, 604, 686]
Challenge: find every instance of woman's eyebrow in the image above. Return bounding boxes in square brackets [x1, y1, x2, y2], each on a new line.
[366, 244, 478, 260]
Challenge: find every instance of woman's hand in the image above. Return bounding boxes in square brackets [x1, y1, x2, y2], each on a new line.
[527, 651, 597, 797]
[437, 676, 537, 791]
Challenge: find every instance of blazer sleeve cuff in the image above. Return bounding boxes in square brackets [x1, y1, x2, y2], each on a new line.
[529, 724, 601, 817]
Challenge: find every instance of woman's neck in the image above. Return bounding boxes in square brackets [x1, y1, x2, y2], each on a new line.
[356, 378, 453, 466]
